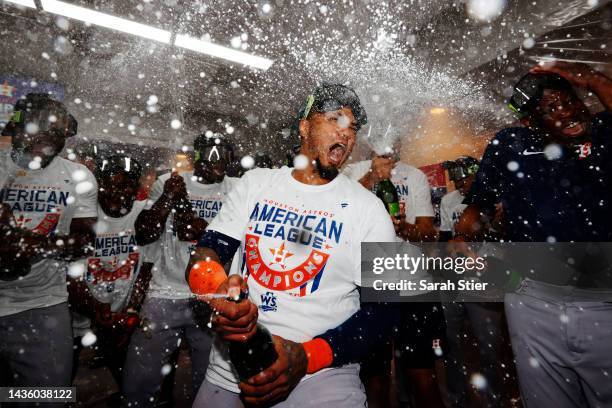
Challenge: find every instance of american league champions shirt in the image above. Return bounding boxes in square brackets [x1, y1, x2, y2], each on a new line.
[0, 149, 98, 316]
[205, 166, 396, 392]
[145, 171, 236, 299]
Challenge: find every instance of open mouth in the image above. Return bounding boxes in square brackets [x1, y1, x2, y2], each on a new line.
[561, 121, 586, 136]
[328, 142, 347, 165]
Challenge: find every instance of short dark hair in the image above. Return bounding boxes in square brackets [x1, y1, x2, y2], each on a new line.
[297, 83, 368, 130]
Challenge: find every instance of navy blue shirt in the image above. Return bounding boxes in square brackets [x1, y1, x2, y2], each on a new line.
[466, 111, 612, 242]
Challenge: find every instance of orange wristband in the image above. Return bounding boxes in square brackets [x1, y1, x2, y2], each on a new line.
[302, 338, 333, 374]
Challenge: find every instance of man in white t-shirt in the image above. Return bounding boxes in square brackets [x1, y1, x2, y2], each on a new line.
[439, 156, 479, 240]
[122, 135, 237, 406]
[343, 148, 436, 241]
[344, 145, 444, 407]
[187, 84, 397, 407]
[68, 155, 152, 398]
[0, 94, 97, 388]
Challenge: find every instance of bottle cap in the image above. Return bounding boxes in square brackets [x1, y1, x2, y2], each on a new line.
[188, 260, 227, 295]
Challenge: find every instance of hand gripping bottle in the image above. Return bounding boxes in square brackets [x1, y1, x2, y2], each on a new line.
[188, 260, 278, 381]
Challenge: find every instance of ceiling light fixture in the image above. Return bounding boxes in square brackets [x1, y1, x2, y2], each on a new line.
[40, 0, 172, 43]
[33, 0, 274, 70]
[175, 34, 274, 70]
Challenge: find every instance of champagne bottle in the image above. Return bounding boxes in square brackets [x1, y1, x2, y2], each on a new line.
[376, 179, 400, 217]
[228, 291, 278, 381]
[188, 261, 278, 381]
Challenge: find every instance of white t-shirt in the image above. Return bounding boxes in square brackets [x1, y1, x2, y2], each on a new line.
[0, 150, 98, 317]
[205, 166, 396, 393]
[342, 160, 434, 223]
[72, 201, 147, 336]
[145, 172, 236, 299]
[85, 201, 146, 310]
[343, 160, 435, 294]
[439, 190, 467, 234]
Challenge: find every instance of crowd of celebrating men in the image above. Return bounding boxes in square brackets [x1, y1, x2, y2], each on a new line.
[0, 61, 611, 408]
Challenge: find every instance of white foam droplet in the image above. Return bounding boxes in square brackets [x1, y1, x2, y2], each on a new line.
[67, 262, 86, 278]
[544, 144, 563, 160]
[231, 37, 242, 48]
[507, 161, 519, 172]
[72, 170, 87, 182]
[466, 0, 507, 22]
[470, 373, 487, 390]
[76, 181, 94, 194]
[161, 363, 172, 376]
[171, 119, 182, 130]
[294, 154, 309, 170]
[522, 38, 535, 49]
[337, 115, 350, 129]
[241, 155, 255, 169]
[25, 122, 39, 135]
[28, 159, 41, 170]
[81, 331, 97, 347]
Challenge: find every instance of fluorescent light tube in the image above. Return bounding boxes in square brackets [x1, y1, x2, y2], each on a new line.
[175, 34, 274, 70]
[3, 0, 37, 9]
[40, 0, 171, 44]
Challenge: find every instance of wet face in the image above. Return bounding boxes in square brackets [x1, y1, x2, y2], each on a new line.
[98, 172, 138, 217]
[454, 174, 475, 196]
[299, 107, 357, 178]
[532, 89, 591, 141]
[11, 129, 65, 167]
[193, 154, 230, 184]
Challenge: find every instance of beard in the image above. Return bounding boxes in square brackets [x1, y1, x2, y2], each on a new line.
[315, 158, 339, 181]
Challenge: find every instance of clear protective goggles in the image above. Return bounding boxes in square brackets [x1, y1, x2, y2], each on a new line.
[448, 164, 479, 182]
[195, 144, 233, 163]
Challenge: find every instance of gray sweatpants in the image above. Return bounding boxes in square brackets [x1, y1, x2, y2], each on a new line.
[193, 365, 366, 408]
[122, 297, 213, 407]
[505, 279, 612, 408]
[0, 302, 73, 388]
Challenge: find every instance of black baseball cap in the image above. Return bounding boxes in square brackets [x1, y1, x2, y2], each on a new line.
[298, 84, 367, 130]
[508, 73, 573, 118]
[1, 93, 77, 138]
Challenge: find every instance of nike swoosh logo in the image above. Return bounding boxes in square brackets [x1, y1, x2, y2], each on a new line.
[522, 149, 544, 156]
